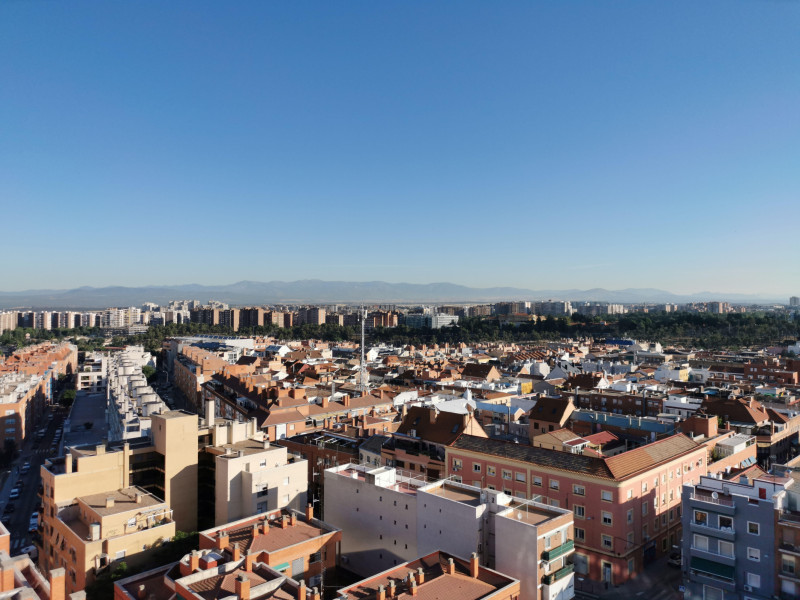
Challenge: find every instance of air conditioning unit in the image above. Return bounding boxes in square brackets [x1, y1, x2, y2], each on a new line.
[743, 585, 752, 592]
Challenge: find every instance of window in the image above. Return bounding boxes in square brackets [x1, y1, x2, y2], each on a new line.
[473, 463, 481, 473]
[115, 550, 126, 560]
[601, 490, 613, 502]
[602, 512, 612, 526]
[642, 503, 648, 516]
[747, 522, 759, 535]
[694, 510, 707, 525]
[747, 547, 760, 561]
[746, 572, 760, 588]
[573, 484, 586, 496]
[642, 525, 648, 540]
[452, 458, 462, 470]
[502, 469, 512, 480]
[601, 535, 613, 549]
[309, 551, 322, 563]
[550, 479, 559, 491]
[575, 527, 585, 541]
[574, 505, 585, 518]
[693, 534, 708, 551]
[515, 472, 526, 483]
[719, 516, 732, 530]
[627, 531, 634, 546]
[533, 476, 542, 486]
[550, 499, 560, 507]
[487, 484, 496, 490]
[487, 466, 496, 476]
[627, 509, 633, 524]
[718, 540, 734, 558]
[642, 482, 648, 493]
[627, 489, 633, 500]
[282, 477, 289, 486]
[702, 585, 723, 600]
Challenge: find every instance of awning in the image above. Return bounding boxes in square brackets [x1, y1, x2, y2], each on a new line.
[273, 562, 290, 571]
[690, 557, 734, 581]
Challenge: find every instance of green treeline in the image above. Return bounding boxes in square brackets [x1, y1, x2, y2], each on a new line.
[1, 312, 798, 353]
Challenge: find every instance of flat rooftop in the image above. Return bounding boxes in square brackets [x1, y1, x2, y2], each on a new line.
[79, 486, 164, 517]
[335, 465, 422, 496]
[502, 500, 565, 526]
[212, 438, 286, 458]
[421, 482, 483, 507]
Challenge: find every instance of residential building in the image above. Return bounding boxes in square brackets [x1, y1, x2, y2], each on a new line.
[447, 433, 707, 584]
[0, 520, 68, 600]
[324, 463, 572, 600]
[0, 373, 46, 448]
[681, 473, 792, 600]
[335, 550, 521, 600]
[75, 352, 108, 393]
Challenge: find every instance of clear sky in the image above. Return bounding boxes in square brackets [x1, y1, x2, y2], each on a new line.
[1, 0, 798, 296]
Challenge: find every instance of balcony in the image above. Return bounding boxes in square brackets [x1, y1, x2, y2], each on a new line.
[689, 520, 735, 540]
[689, 492, 735, 515]
[780, 542, 800, 556]
[542, 539, 575, 562]
[543, 563, 574, 585]
[779, 510, 800, 527]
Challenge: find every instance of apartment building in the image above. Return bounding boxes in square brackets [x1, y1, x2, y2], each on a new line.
[38, 485, 175, 594]
[201, 406, 308, 527]
[75, 352, 108, 393]
[174, 345, 248, 411]
[447, 433, 708, 584]
[0, 373, 46, 447]
[0, 311, 16, 335]
[775, 467, 800, 600]
[0, 341, 78, 402]
[681, 473, 793, 600]
[335, 550, 521, 600]
[0, 521, 68, 600]
[324, 463, 574, 600]
[106, 347, 169, 440]
[113, 506, 340, 600]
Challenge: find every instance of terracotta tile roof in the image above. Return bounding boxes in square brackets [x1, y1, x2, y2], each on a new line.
[604, 434, 701, 479]
[397, 407, 485, 445]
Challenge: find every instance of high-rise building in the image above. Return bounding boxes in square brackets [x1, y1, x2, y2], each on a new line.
[790, 296, 800, 307]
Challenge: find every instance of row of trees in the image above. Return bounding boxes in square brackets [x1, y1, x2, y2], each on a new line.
[2, 312, 798, 353]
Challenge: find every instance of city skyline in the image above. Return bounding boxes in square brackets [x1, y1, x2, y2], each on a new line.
[2, 1, 798, 294]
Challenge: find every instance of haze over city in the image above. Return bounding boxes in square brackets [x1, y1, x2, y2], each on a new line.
[2, 1, 799, 295]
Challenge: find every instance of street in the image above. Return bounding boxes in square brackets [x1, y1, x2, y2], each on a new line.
[0, 405, 68, 556]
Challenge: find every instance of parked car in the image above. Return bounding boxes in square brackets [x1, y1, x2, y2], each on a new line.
[667, 550, 682, 568]
[28, 512, 39, 533]
[2, 502, 15, 515]
[20, 544, 38, 559]
[9, 488, 20, 500]
[21, 461, 30, 474]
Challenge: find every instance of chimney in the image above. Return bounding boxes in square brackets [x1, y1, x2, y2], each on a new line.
[216, 531, 229, 550]
[280, 515, 289, 529]
[290, 513, 297, 526]
[135, 491, 143, 504]
[470, 553, 479, 578]
[105, 496, 115, 509]
[297, 580, 306, 600]
[230, 544, 241, 561]
[48, 568, 66, 600]
[253, 524, 260, 538]
[261, 521, 269, 535]
[189, 550, 200, 573]
[206, 398, 215, 427]
[387, 580, 396, 598]
[245, 553, 255, 572]
[343, 395, 351, 407]
[407, 573, 415, 591]
[309, 587, 321, 600]
[235, 574, 250, 600]
[446, 558, 455, 575]
[306, 504, 314, 521]
[417, 568, 425, 584]
[321, 395, 329, 408]
[376, 584, 386, 600]
[64, 453, 72, 473]
[409, 582, 418, 596]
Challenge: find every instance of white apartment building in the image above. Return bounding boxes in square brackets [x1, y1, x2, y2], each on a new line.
[106, 347, 167, 440]
[203, 404, 308, 527]
[324, 463, 575, 600]
[75, 352, 108, 393]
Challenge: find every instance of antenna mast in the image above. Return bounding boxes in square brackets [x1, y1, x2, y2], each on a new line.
[360, 306, 367, 394]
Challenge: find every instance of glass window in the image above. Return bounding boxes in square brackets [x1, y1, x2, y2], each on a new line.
[627, 509, 633, 524]
[601, 490, 613, 502]
[575, 527, 585, 541]
[473, 463, 481, 472]
[574, 505, 585, 518]
[693, 534, 708, 551]
[746, 572, 760, 588]
[694, 510, 707, 525]
[502, 469, 512, 480]
[718, 540, 734, 558]
[719, 516, 732, 530]
[748, 522, 760, 535]
[487, 466, 496, 476]
[602, 535, 613, 549]
[515, 472, 526, 483]
[533, 476, 542, 486]
[573, 484, 586, 496]
[602, 512, 612, 526]
[702, 585, 723, 600]
[747, 547, 760, 561]
[642, 503, 648, 516]
[550, 479, 559, 490]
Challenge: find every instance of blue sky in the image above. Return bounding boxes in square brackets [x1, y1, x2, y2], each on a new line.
[1, 1, 798, 295]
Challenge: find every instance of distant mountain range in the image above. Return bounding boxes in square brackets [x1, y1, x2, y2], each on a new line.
[0, 280, 787, 310]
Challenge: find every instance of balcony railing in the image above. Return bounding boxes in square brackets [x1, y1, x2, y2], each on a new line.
[543, 563, 574, 585]
[691, 520, 735, 535]
[691, 492, 734, 507]
[542, 539, 575, 562]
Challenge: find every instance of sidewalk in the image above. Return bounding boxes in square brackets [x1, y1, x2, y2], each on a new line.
[576, 556, 683, 600]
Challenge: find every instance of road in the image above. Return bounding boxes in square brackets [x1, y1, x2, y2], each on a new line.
[0, 405, 68, 556]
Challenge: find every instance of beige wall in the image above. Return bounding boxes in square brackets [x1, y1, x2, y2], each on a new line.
[152, 412, 199, 532]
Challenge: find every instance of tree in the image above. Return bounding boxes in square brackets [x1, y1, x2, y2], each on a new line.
[142, 365, 157, 383]
[62, 389, 77, 407]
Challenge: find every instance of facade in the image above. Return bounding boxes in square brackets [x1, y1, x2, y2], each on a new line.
[75, 352, 108, 393]
[0, 521, 68, 600]
[681, 473, 792, 600]
[0, 373, 46, 448]
[324, 463, 574, 600]
[447, 434, 707, 584]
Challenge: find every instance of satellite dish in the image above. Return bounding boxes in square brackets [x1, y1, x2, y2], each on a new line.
[711, 492, 718, 499]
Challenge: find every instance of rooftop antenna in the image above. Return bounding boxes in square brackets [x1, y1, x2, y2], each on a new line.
[360, 306, 368, 395]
